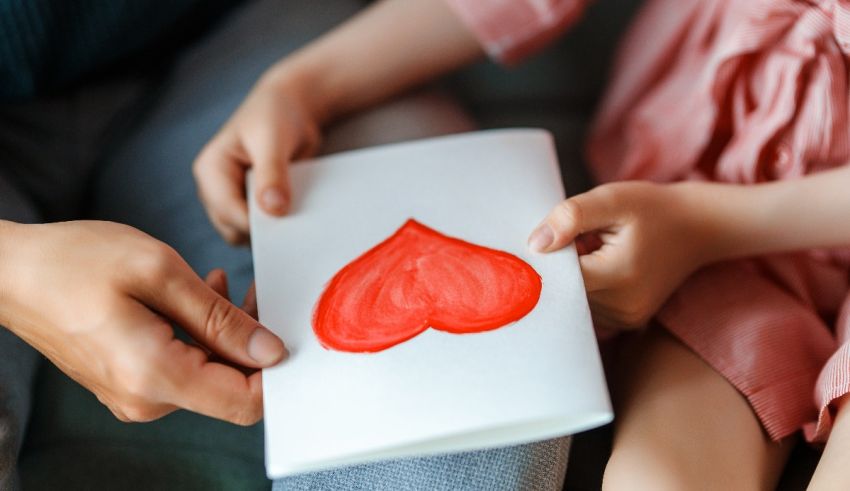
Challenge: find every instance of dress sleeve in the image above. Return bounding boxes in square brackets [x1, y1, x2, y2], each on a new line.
[443, 0, 590, 64]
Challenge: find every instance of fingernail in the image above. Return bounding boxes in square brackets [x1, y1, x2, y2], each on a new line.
[248, 327, 287, 365]
[528, 224, 554, 252]
[261, 188, 288, 214]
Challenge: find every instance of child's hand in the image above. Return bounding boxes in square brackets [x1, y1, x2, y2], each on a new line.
[528, 182, 712, 331]
[193, 71, 322, 244]
[193, 0, 484, 245]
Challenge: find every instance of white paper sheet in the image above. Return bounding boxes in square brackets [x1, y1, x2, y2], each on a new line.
[250, 129, 612, 478]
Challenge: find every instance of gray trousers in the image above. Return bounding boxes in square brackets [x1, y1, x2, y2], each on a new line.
[0, 0, 570, 489]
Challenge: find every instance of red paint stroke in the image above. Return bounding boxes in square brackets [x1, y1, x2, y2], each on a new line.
[313, 219, 542, 353]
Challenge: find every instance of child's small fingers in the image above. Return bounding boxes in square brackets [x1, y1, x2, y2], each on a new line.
[588, 306, 620, 335]
[193, 144, 251, 237]
[578, 247, 626, 292]
[575, 233, 604, 256]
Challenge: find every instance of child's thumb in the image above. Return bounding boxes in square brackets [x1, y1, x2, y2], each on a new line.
[528, 190, 618, 253]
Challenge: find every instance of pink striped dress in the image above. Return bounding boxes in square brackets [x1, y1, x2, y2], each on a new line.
[445, 0, 850, 443]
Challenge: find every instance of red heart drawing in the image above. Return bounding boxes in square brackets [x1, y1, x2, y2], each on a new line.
[313, 219, 542, 353]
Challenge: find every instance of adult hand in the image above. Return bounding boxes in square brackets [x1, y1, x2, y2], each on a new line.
[528, 182, 712, 331]
[0, 220, 286, 424]
[194, 69, 323, 244]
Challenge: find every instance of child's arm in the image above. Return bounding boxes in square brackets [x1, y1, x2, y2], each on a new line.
[691, 165, 850, 260]
[528, 165, 850, 330]
[271, 0, 483, 125]
[194, 0, 482, 244]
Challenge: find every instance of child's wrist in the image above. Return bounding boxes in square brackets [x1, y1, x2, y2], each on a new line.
[672, 180, 774, 265]
[259, 58, 336, 125]
[670, 181, 742, 267]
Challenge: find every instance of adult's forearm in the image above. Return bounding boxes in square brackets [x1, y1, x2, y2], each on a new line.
[261, 0, 483, 124]
[0, 220, 26, 330]
[0, 220, 15, 320]
[679, 165, 850, 263]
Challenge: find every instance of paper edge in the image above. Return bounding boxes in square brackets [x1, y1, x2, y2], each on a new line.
[266, 410, 614, 479]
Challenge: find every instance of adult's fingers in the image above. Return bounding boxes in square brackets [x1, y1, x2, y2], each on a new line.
[180, 360, 264, 426]
[161, 336, 264, 426]
[242, 282, 258, 320]
[205, 269, 230, 299]
[135, 252, 286, 368]
[528, 186, 623, 253]
[206, 270, 258, 320]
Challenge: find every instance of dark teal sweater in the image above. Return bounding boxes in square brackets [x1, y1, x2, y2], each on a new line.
[0, 0, 239, 100]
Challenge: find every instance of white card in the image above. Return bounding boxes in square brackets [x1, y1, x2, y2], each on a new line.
[250, 129, 612, 478]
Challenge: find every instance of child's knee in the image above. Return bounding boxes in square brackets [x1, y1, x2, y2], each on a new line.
[601, 446, 690, 491]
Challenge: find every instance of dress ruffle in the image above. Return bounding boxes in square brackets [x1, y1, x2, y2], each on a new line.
[588, 0, 850, 185]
